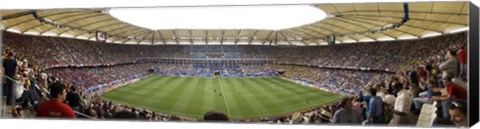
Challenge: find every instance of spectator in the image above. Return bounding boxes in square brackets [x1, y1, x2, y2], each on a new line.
[412, 79, 441, 114]
[439, 49, 459, 79]
[203, 111, 229, 121]
[112, 110, 137, 120]
[331, 97, 363, 124]
[364, 88, 383, 124]
[387, 86, 412, 126]
[432, 77, 467, 121]
[448, 100, 468, 127]
[13, 75, 32, 108]
[456, 44, 467, 80]
[36, 82, 76, 119]
[3, 51, 18, 105]
[66, 86, 82, 112]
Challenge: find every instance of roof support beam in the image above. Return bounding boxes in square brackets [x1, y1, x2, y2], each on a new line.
[341, 14, 467, 26]
[2, 10, 35, 21]
[92, 26, 143, 38]
[262, 31, 274, 45]
[278, 32, 292, 46]
[73, 22, 125, 37]
[349, 16, 443, 33]
[55, 14, 107, 36]
[73, 18, 116, 29]
[329, 18, 378, 41]
[135, 31, 153, 44]
[309, 24, 341, 34]
[22, 11, 89, 33]
[291, 28, 318, 38]
[188, 30, 194, 44]
[109, 27, 144, 36]
[314, 21, 365, 41]
[220, 30, 225, 45]
[308, 24, 357, 42]
[338, 17, 399, 39]
[37, 13, 101, 34]
[346, 16, 431, 36]
[88, 22, 124, 31]
[331, 10, 468, 16]
[100, 24, 133, 34]
[205, 30, 208, 44]
[300, 26, 329, 36]
[349, 18, 420, 37]
[248, 30, 259, 44]
[157, 30, 166, 44]
[234, 30, 242, 45]
[6, 11, 89, 29]
[151, 30, 156, 44]
[274, 31, 278, 46]
[172, 30, 179, 44]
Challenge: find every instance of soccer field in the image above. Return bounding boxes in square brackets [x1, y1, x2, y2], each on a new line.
[101, 75, 343, 120]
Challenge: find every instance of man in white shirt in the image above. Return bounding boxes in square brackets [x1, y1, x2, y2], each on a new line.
[388, 88, 412, 126]
[13, 76, 32, 108]
[13, 76, 25, 100]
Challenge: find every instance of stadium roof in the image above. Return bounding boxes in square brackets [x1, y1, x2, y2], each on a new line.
[0, 1, 469, 45]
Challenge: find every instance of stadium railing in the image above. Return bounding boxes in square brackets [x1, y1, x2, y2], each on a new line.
[74, 110, 96, 119]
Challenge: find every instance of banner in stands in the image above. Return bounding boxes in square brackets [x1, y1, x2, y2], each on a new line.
[84, 74, 150, 96]
[281, 77, 353, 96]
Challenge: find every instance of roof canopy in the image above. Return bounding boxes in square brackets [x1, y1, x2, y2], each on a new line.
[1, 1, 469, 45]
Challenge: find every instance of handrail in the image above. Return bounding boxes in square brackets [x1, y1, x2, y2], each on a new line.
[3, 74, 16, 82]
[74, 110, 96, 119]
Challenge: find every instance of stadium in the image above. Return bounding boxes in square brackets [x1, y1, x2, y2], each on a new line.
[0, 1, 472, 127]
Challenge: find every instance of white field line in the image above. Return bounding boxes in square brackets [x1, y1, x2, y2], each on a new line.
[217, 78, 231, 117]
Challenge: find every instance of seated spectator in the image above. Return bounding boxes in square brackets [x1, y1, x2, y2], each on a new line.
[413, 79, 441, 114]
[448, 100, 468, 127]
[432, 77, 467, 121]
[112, 110, 137, 120]
[203, 111, 228, 121]
[36, 82, 76, 119]
[13, 75, 32, 109]
[331, 97, 363, 124]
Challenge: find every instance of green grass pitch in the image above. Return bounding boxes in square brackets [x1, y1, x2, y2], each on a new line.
[101, 75, 343, 120]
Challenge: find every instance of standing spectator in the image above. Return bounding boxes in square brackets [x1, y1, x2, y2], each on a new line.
[456, 44, 467, 80]
[439, 49, 459, 79]
[331, 98, 363, 124]
[36, 82, 76, 119]
[3, 51, 18, 105]
[364, 88, 383, 124]
[66, 86, 82, 112]
[388, 86, 412, 126]
[432, 77, 467, 121]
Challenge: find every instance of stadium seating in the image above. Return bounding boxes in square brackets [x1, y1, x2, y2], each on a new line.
[1, 31, 467, 126]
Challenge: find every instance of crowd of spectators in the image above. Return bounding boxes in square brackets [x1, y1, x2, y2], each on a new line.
[273, 65, 391, 94]
[47, 63, 158, 90]
[153, 64, 275, 77]
[1, 31, 470, 127]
